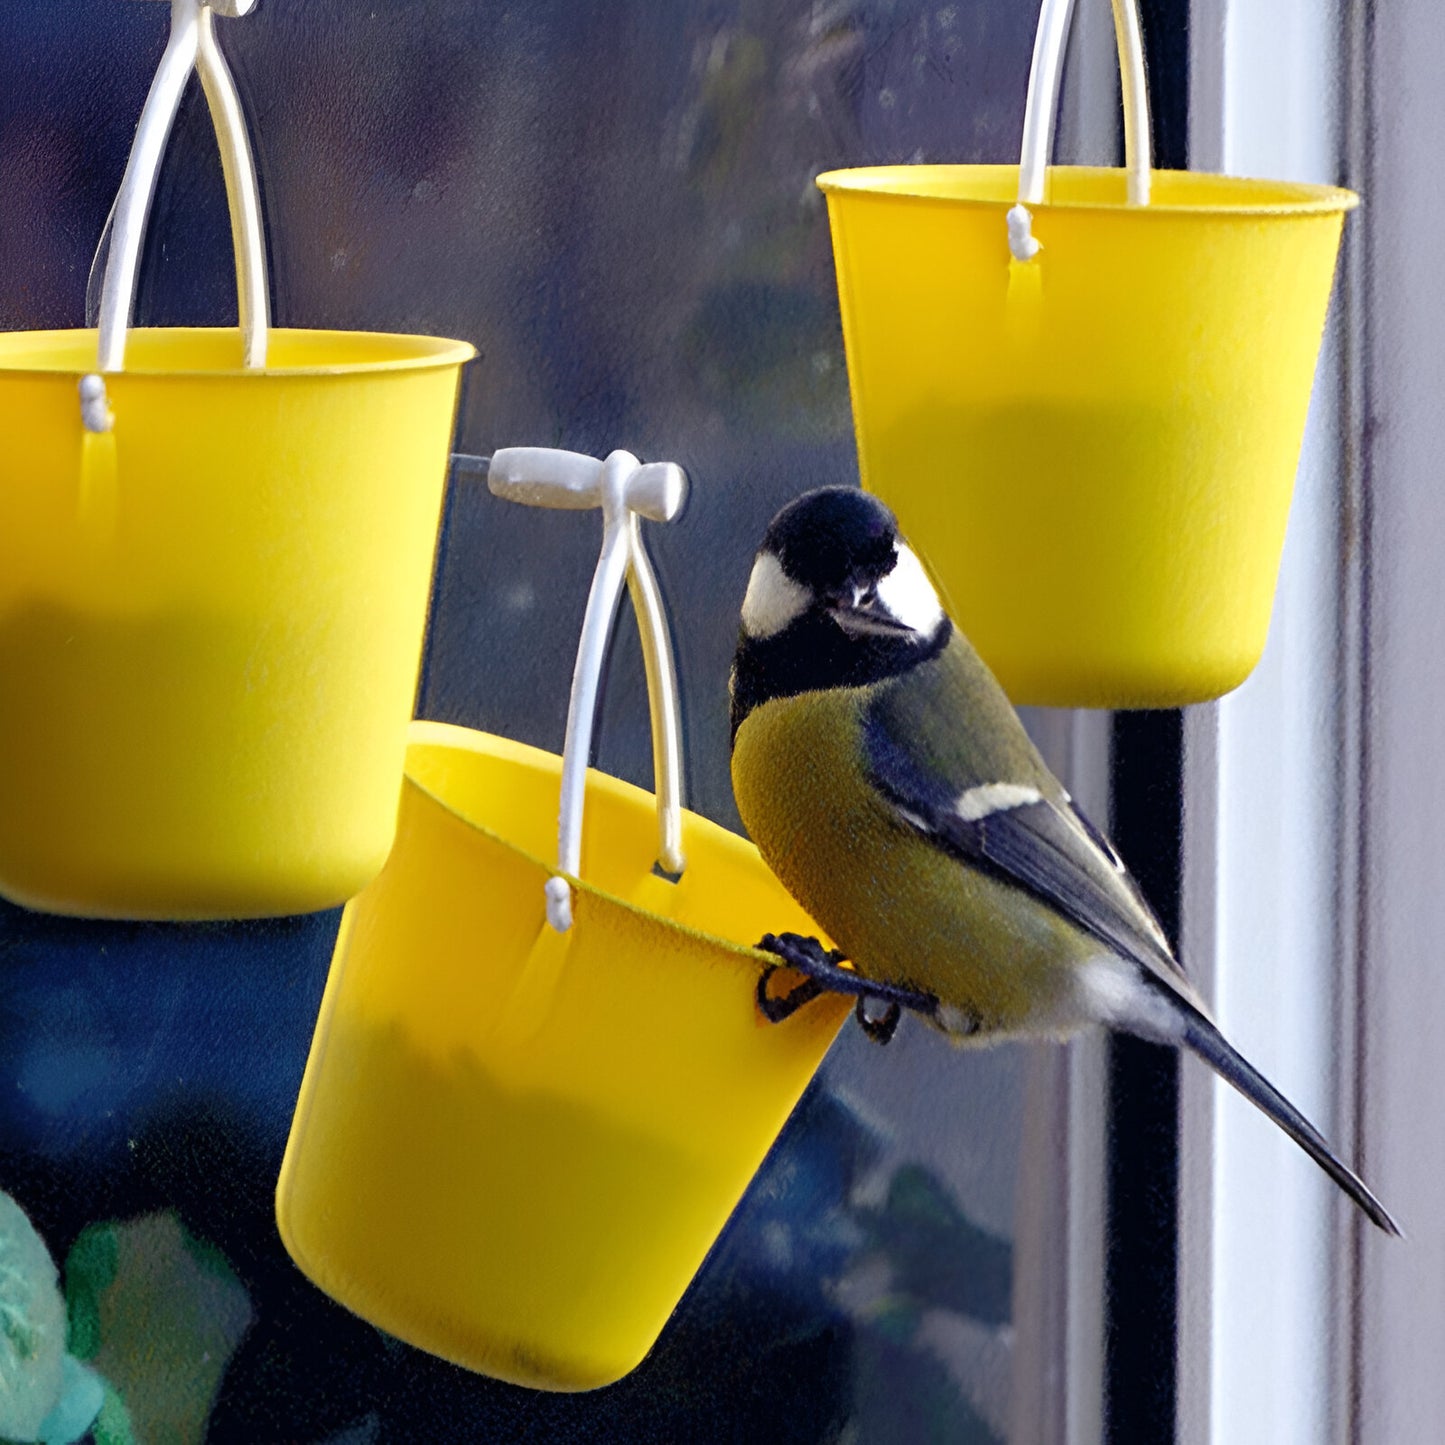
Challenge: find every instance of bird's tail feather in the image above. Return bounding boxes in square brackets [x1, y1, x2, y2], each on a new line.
[1180, 1008, 1401, 1237]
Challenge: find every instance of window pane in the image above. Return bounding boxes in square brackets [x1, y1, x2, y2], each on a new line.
[0, 4, 1105, 1440]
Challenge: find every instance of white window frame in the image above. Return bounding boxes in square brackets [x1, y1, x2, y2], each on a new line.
[1179, 4, 1421, 1443]
[1331, 2, 1445, 1439]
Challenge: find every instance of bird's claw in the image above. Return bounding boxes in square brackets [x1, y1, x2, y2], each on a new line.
[756, 967, 826, 1023]
[758, 932, 849, 974]
[854, 995, 902, 1046]
[753, 932, 935, 1045]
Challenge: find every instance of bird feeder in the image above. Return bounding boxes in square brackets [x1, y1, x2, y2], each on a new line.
[817, 0, 1356, 707]
[276, 446, 849, 1393]
[0, 0, 473, 918]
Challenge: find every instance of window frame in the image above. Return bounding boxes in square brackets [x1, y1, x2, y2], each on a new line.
[1181, 4, 1387, 1443]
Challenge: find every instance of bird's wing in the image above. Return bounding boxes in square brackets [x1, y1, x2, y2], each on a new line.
[862, 675, 1188, 991]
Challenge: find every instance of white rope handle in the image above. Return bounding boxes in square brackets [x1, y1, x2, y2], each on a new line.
[486, 447, 689, 933]
[83, 0, 268, 430]
[1009, 0, 1152, 261]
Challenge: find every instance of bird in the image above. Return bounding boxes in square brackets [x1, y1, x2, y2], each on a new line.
[729, 485, 1400, 1236]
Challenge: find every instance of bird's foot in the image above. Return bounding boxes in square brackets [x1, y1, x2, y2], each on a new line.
[754, 932, 935, 1045]
[755, 933, 844, 1022]
[854, 995, 902, 1046]
[756, 968, 827, 1023]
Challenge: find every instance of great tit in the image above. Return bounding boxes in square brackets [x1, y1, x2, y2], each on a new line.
[729, 486, 1399, 1236]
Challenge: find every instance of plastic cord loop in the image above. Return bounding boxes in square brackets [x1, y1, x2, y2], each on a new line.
[485, 447, 689, 932]
[1011, 0, 1152, 261]
[92, 0, 268, 405]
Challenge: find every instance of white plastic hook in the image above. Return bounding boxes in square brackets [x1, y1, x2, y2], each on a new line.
[487, 447, 689, 932]
[83, 0, 269, 427]
[1011, 0, 1151, 261]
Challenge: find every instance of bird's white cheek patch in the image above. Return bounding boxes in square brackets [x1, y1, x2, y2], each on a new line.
[955, 782, 1042, 822]
[741, 552, 809, 639]
[876, 544, 945, 636]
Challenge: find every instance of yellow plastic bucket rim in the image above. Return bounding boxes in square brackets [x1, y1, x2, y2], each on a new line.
[404, 719, 801, 970]
[815, 164, 1359, 219]
[0, 326, 477, 379]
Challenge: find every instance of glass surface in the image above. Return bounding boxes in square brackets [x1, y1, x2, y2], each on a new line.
[0, 2, 1055, 1438]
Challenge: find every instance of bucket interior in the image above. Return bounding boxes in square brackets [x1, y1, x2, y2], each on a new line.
[403, 720, 811, 957]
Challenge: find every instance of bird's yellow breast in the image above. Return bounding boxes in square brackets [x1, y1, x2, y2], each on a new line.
[732, 689, 1089, 1035]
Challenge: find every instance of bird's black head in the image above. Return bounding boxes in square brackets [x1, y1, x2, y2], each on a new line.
[729, 487, 951, 742]
[762, 486, 898, 601]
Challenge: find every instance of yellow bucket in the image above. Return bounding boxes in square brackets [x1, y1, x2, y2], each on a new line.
[0, 327, 472, 918]
[277, 725, 845, 1392]
[277, 448, 848, 1391]
[0, 1, 474, 916]
[818, 0, 1357, 707]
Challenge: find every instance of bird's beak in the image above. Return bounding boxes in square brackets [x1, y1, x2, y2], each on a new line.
[827, 586, 918, 639]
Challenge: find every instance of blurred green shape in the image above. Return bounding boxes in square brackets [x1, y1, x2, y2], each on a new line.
[62, 1225, 118, 1364]
[0, 1191, 67, 1444]
[63, 1212, 251, 1445]
[89, 1382, 135, 1445]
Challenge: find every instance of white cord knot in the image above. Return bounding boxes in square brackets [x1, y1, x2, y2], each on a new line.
[545, 874, 574, 933]
[79, 374, 114, 434]
[1007, 203, 1042, 262]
